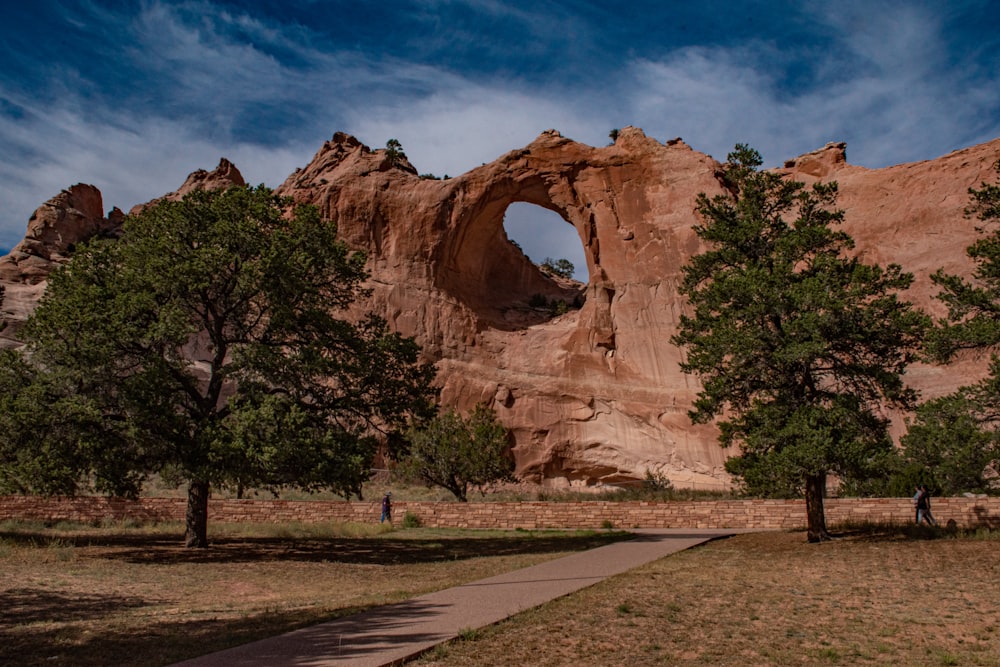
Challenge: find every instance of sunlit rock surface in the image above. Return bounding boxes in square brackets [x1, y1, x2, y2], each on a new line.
[3, 129, 999, 489]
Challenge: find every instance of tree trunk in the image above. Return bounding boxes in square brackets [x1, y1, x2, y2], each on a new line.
[185, 480, 210, 548]
[805, 473, 831, 543]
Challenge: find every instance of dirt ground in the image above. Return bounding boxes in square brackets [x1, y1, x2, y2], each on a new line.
[0, 521, 623, 666]
[415, 528, 1000, 667]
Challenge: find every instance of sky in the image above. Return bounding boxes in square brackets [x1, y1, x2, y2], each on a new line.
[2, 1, 999, 278]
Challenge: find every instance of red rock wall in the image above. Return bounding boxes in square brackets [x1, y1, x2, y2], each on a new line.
[274, 130, 1000, 489]
[3, 131, 1000, 490]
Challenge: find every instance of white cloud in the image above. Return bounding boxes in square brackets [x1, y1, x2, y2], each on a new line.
[621, 6, 1000, 169]
[345, 86, 607, 178]
[2, 0, 997, 262]
[0, 99, 315, 249]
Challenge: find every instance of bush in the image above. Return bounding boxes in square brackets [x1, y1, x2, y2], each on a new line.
[399, 404, 516, 501]
[528, 293, 548, 309]
[540, 257, 575, 279]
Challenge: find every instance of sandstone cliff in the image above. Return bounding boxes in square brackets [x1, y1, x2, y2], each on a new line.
[2, 130, 998, 490]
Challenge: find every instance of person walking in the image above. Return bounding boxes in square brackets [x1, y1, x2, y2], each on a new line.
[380, 492, 393, 524]
[914, 484, 938, 527]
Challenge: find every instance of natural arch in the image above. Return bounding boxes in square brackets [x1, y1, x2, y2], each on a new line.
[435, 177, 590, 330]
[503, 202, 586, 281]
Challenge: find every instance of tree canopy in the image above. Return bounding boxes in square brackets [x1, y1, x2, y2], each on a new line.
[540, 257, 575, 280]
[902, 160, 1000, 495]
[385, 139, 406, 167]
[0, 185, 435, 546]
[400, 403, 515, 501]
[672, 145, 927, 541]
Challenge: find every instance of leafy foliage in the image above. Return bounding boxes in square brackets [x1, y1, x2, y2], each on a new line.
[385, 138, 406, 167]
[671, 144, 928, 540]
[926, 164, 1000, 360]
[400, 404, 515, 501]
[0, 185, 436, 546]
[902, 388, 1000, 495]
[903, 160, 1000, 495]
[540, 257, 575, 280]
[528, 293, 548, 308]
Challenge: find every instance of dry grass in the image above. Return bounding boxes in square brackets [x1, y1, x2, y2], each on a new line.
[415, 527, 1000, 667]
[140, 476, 735, 502]
[0, 520, 625, 667]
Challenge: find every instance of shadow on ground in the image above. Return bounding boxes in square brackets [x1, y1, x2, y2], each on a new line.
[0, 529, 632, 666]
[0, 530, 630, 565]
[0, 597, 377, 667]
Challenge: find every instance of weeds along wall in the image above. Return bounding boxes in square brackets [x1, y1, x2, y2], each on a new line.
[1, 496, 999, 530]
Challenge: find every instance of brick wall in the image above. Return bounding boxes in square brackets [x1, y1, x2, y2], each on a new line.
[2, 495, 998, 530]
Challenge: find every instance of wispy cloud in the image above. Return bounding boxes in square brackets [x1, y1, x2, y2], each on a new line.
[623, 4, 1000, 168]
[1, 0, 997, 258]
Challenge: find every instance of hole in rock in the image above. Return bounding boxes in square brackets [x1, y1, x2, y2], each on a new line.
[481, 202, 587, 330]
[441, 196, 588, 332]
[502, 203, 587, 281]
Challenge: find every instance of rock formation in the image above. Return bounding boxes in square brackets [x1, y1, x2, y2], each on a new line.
[0, 160, 244, 349]
[0, 184, 122, 345]
[2, 129, 999, 489]
[127, 157, 245, 216]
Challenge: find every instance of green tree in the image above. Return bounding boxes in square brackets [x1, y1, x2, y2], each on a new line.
[902, 390, 1000, 495]
[0, 185, 435, 547]
[671, 145, 927, 542]
[540, 257, 575, 279]
[903, 160, 1000, 494]
[926, 160, 1000, 359]
[401, 404, 515, 501]
[385, 138, 406, 167]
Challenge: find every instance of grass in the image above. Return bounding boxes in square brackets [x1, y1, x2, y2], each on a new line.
[414, 526, 1000, 667]
[0, 520, 627, 667]
[139, 474, 737, 502]
[6, 518, 998, 667]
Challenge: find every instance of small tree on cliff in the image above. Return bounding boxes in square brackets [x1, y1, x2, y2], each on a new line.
[385, 139, 406, 167]
[400, 404, 515, 501]
[0, 185, 435, 547]
[671, 145, 927, 542]
[540, 257, 575, 280]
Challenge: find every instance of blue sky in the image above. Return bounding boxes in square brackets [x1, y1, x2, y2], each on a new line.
[2, 1, 999, 275]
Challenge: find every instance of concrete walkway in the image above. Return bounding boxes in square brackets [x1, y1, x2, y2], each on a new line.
[171, 529, 740, 667]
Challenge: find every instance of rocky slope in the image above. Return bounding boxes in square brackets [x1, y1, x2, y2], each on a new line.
[2, 129, 998, 489]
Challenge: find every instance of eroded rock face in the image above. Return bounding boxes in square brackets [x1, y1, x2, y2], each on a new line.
[3, 130, 999, 489]
[0, 160, 244, 349]
[128, 158, 245, 216]
[273, 128, 1000, 489]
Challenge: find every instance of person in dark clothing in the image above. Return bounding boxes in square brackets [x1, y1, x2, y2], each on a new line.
[914, 485, 938, 526]
[380, 492, 392, 524]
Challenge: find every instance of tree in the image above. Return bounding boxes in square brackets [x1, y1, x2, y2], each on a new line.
[901, 389, 1000, 495]
[926, 160, 1000, 360]
[903, 160, 1000, 494]
[0, 185, 435, 547]
[385, 139, 406, 167]
[671, 145, 927, 542]
[400, 403, 515, 501]
[540, 257, 575, 280]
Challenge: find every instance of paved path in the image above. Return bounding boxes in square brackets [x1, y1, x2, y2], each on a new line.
[172, 529, 740, 667]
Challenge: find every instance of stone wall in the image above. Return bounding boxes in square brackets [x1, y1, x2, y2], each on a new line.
[1, 495, 998, 530]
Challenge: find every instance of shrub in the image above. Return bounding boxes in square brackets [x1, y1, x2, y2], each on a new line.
[528, 293, 548, 308]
